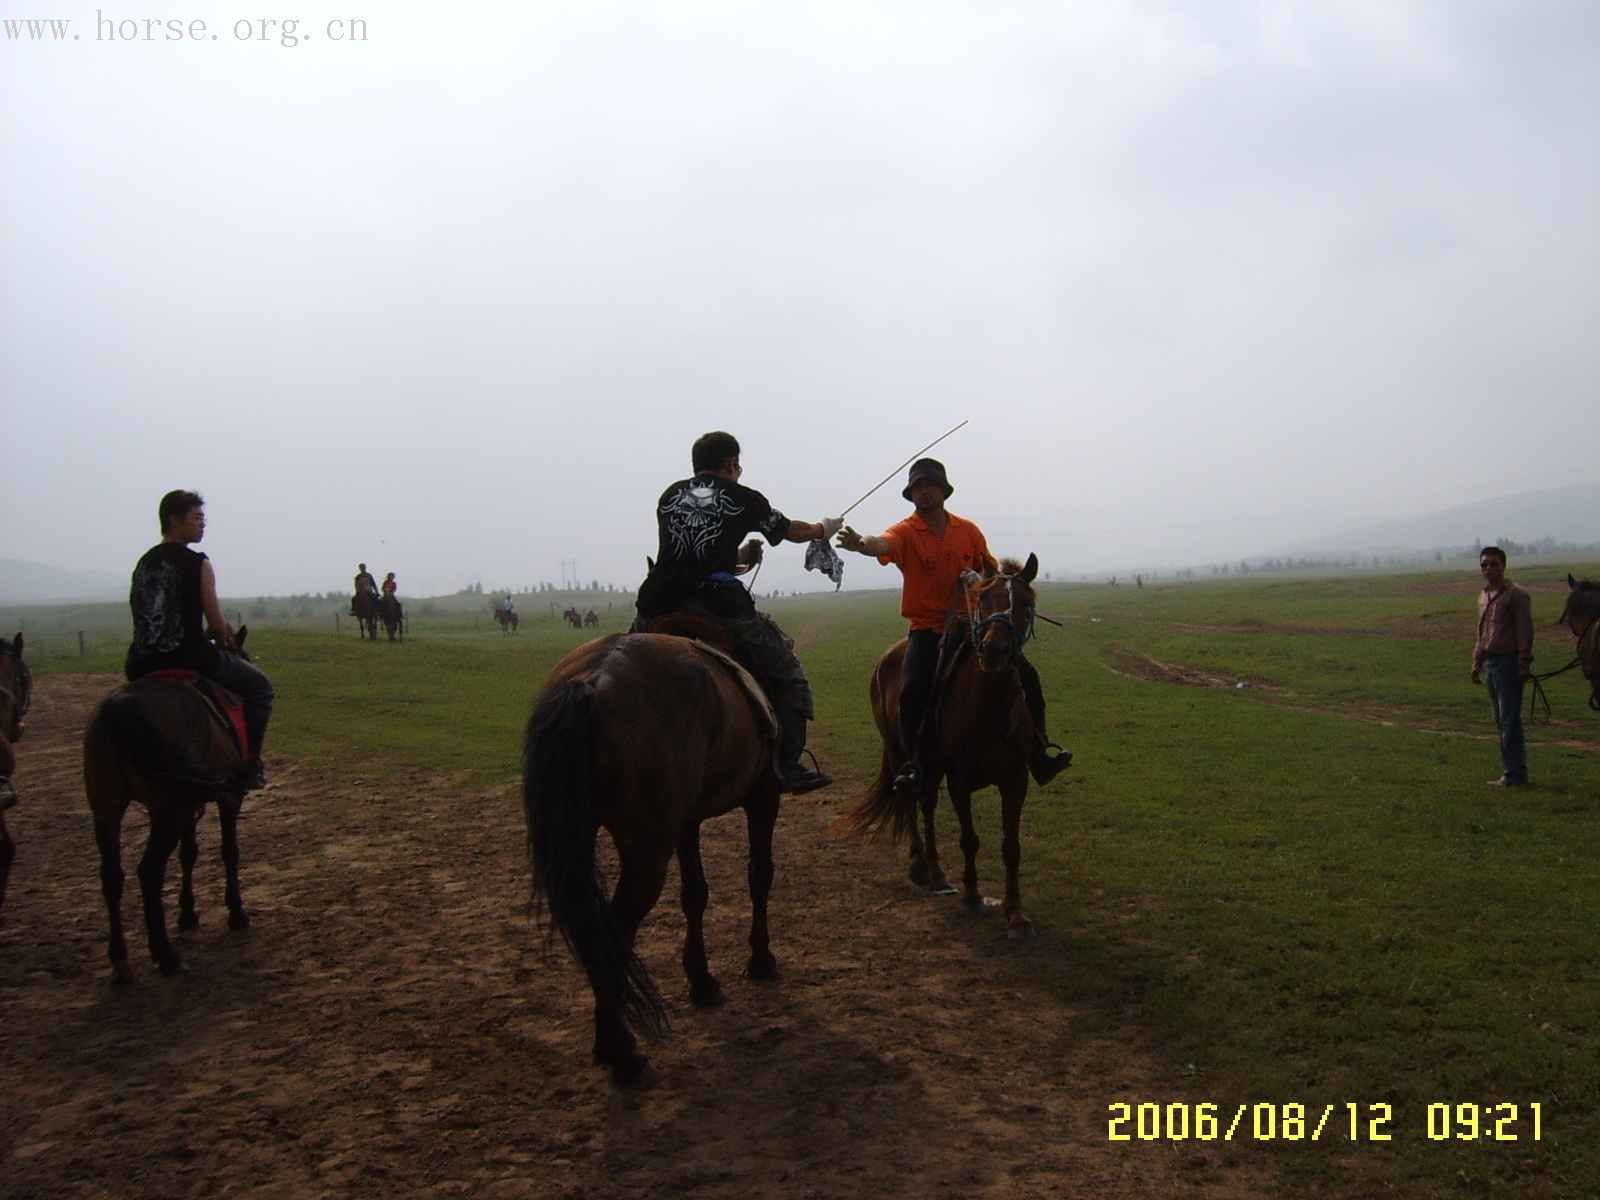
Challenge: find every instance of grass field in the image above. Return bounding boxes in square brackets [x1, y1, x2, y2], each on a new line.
[14, 564, 1600, 1198]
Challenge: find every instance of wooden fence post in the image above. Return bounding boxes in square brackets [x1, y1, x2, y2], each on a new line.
[335, 613, 340, 634]
[78, 630, 86, 656]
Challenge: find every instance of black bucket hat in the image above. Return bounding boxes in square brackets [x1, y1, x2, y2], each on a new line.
[902, 457, 954, 502]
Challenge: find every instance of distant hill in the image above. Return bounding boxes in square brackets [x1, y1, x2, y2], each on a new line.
[0, 558, 124, 604]
[1278, 484, 1600, 556]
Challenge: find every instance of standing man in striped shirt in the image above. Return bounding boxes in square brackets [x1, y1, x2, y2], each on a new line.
[1471, 545, 1534, 788]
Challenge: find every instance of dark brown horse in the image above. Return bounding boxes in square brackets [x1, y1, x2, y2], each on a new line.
[583, 609, 599, 628]
[353, 589, 380, 640]
[849, 555, 1046, 938]
[563, 607, 583, 629]
[82, 629, 254, 982]
[0, 633, 32, 914]
[523, 632, 783, 1084]
[493, 604, 520, 633]
[380, 592, 404, 641]
[1559, 574, 1600, 712]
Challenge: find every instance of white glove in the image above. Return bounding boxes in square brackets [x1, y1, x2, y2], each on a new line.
[819, 516, 844, 539]
[959, 568, 982, 588]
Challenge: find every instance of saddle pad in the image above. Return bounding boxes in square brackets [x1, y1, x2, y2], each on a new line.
[142, 670, 250, 757]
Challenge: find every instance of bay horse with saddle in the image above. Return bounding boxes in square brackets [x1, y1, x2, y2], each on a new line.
[352, 588, 381, 640]
[83, 629, 259, 981]
[523, 619, 784, 1084]
[849, 554, 1054, 937]
[0, 633, 32, 914]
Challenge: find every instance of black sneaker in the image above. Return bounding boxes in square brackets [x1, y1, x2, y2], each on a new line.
[0, 776, 16, 811]
[240, 761, 268, 792]
[1030, 743, 1073, 787]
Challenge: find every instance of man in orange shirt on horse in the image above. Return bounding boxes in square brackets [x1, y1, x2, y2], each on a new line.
[836, 457, 1071, 793]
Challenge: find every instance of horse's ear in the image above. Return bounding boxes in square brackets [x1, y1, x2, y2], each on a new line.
[236, 625, 249, 648]
[1570, 573, 1578, 589]
[1020, 554, 1038, 584]
[12, 633, 21, 653]
[647, 556, 655, 572]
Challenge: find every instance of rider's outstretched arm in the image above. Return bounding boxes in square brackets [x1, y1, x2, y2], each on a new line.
[836, 526, 891, 558]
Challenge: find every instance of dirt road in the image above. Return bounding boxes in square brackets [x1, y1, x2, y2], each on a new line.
[1, 675, 1270, 1199]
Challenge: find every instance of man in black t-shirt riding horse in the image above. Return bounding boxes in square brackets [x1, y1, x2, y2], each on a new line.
[635, 431, 841, 795]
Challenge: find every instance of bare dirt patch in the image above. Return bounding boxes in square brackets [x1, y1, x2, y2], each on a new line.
[1, 675, 1279, 1199]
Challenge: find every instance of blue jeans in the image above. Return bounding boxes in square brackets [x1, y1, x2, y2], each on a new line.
[208, 651, 274, 760]
[1483, 653, 1527, 783]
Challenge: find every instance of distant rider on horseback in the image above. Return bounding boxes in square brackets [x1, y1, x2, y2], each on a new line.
[835, 457, 1071, 792]
[352, 562, 378, 614]
[634, 431, 842, 796]
[382, 572, 398, 598]
[126, 490, 274, 791]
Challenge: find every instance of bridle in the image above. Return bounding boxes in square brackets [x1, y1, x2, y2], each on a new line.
[963, 570, 1036, 665]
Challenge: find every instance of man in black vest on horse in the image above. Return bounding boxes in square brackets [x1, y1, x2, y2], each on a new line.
[126, 490, 275, 790]
[635, 431, 842, 795]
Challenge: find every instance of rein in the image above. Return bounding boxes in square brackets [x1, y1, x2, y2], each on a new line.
[1527, 613, 1600, 720]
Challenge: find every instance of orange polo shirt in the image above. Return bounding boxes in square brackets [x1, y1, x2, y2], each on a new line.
[877, 511, 998, 632]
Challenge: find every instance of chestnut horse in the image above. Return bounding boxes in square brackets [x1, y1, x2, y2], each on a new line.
[1559, 574, 1600, 712]
[849, 555, 1045, 938]
[522, 631, 782, 1084]
[0, 633, 32, 914]
[82, 629, 254, 982]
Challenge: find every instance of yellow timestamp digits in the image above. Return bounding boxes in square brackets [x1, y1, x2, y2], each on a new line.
[1426, 1102, 1543, 1142]
[1107, 1101, 1394, 1142]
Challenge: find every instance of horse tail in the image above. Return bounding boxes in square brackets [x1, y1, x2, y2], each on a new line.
[844, 745, 918, 839]
[87, 689, 235, 805]
[844, 659, 919, 840]
[522, 679, 668, 1041]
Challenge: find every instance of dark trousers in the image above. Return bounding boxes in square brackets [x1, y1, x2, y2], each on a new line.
[207, 652, 275, 759]
[898, 628, 1052, 764]
[1483, 652, 1527, 783]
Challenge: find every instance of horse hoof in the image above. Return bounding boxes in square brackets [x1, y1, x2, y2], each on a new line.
[1007, 919, 1036, 941]
[690, 978, 725, 1008]
[111, 962, 135, 986]
[178, 911, 199, 932]
[747, 953, 779, 982]
[228, 909, 251, 931]
[908, 861, 931, 887]
[963, 893, 986, 913]
[156, 954, 184, 977]
[612, 1055, 656, 1088]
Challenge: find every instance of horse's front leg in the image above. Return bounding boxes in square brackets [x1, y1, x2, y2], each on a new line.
[947, 777, 983, 912]
[219, 797, 249, 930]
[676, 821, 720, 1006]
[137, 812, 185, 975]
[999, 773, 1033, 939]
[177, 817, 200, 931]
[744, 785, 780, 980]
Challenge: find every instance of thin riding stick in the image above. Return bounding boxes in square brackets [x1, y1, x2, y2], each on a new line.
[838, 419, 968, 521]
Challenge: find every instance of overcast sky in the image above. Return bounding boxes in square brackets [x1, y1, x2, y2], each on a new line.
[5, 1, 1597, 596]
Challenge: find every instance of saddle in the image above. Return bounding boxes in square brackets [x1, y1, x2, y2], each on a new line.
[141, 669, 250, 757]
[691, 641, 783, 780]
